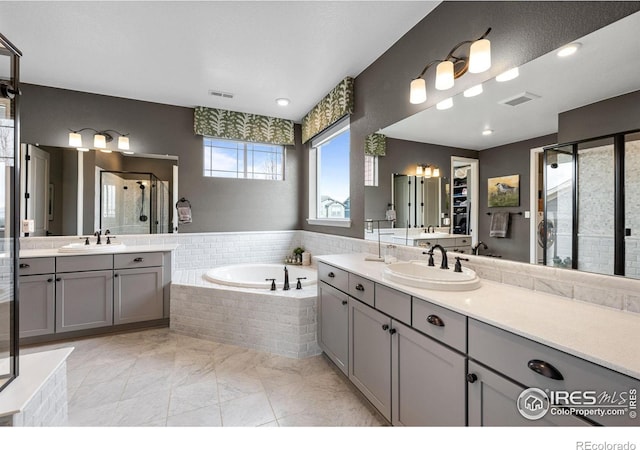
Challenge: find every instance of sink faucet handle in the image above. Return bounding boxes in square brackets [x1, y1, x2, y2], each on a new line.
[106, 236, 116, 245]
[296, 277, 306, 290]
[265, 278, 276, 291]
[422, 250, 435, 267]
[454, 256, 470, 273]
[79, 236, 90, 245]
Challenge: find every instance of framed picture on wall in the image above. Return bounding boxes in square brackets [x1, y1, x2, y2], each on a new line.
[488, 174, 519, 207]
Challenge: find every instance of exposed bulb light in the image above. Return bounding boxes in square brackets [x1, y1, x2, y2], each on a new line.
[482, 129, 493, 136]
[118, 136, 130, 150]
[276, 98, 290, 106]
[468, 38, 491, 73]
[496, 67, 519, 82]
[69, 132, 83, 147]
[423, 166, 432, 178]
[463, 84, 483, 98]
[435, 61, 454, 90]
[409, 78, 427, 104]
[94, 134, 107, 149]
[557, 42, 581, 57]
[436, 97, 453, 110]
[432, 167, 440, 177]
[416, 165, 423, 176]
[76, 147, 89, 152]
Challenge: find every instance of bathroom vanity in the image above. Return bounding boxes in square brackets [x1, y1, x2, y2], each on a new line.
[18, 245, 175, 344]
[317, 253, 640, 427]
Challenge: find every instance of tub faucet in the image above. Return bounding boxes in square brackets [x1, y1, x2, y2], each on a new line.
[472, 241, 488, 255]
[283, 266, 290, 290]
[429, 244, 449, 270]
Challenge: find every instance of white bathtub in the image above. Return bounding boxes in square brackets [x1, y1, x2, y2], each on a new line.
[204, 263, 317, 289]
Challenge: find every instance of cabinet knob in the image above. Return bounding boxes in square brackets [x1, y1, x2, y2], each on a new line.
[134, 257, 144, 262]
[466, 373, 478, 383]
[389, 328, 397, 335]
[527, 359, 564, 380]
[56, 278, 61, 282]
[382, 324, 389, 331]
[355, 283, 365, 292]
[341, 300, 348, 306]
[328, 272, 335, 278]
[114, 273, 119, 278]
[427, 314, 445, 327]
[19, 263, 30, 269]
[47, 278, 53, 283]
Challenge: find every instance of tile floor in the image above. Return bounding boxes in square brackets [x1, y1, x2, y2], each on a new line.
[23, 328, 387, 427]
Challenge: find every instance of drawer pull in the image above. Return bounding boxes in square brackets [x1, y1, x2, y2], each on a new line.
[382, 324, 389, 331]
[341, 300, 348, 306]
[427, 314, 445, 327]
[466, 373, 478, 383]
[134, 257, 144, 262]
[528, 359, 564, 380]
[19, 263, 30, 269]
[328, 272, 335, 278]
[355, 283, 365, 292]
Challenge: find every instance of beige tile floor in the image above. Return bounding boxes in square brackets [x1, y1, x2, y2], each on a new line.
[23, 328, 388, 427]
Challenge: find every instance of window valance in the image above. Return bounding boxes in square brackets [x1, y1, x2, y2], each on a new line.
[301, 77, 354, 144]
[365, 133, 386, 156]
[194, 106, 295, 146]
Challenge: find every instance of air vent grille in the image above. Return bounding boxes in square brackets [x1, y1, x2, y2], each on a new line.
[498, 91, 540, 107]
[208, 90, 234, 99]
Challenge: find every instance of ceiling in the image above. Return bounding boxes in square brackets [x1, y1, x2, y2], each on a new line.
[0, 1, 440, 121]
[382, 10, 640, 150]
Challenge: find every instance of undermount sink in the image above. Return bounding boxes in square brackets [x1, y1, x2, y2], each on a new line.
[382, 260, 481, 291]
[58, 242, 127, 253]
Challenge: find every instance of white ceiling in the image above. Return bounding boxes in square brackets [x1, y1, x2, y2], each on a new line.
[0, 1, 440, 121]
[382, 10, 640, 150]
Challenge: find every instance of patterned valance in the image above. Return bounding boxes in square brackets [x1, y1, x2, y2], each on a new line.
[365, 133, 386, 156]
[301, 77, 354, 144]
[194, 107, 295, 146]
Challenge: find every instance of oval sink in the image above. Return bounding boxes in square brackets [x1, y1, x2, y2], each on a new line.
[58, 243, 127, 253]
[382, 261, 481, 291]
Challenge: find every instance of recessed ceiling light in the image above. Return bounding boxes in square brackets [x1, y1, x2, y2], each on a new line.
[276, 98, 290, 106]
[436, 97, 453, 110]
[463, 84, 483, 98]
[557, 42, 581, 57]
[482, 129, 493, 136]
[496, 67, 519, 82]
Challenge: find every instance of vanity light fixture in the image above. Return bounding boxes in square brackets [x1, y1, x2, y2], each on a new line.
[436, 97, 453, 110]
[496, 67, 519, 82]
[68, 128, 131, 151]
[557, 42, 581, 57]
[276, 98, 290, 106]
[416, 164, 440, 178]
[409, 27, 492, 104]
[463, 84, 483, 97]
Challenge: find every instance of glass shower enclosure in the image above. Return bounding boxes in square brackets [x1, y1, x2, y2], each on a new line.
[99, 171, 170, 235]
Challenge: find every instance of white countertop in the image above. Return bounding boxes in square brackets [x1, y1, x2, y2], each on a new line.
[20, 244, 178, 258]
[317, 253, 640, 380]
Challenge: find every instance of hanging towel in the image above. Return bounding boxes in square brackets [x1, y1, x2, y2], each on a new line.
[386, 209, 396, 222]
[489, 212, 510, 238]
[176, 198, 192, 224]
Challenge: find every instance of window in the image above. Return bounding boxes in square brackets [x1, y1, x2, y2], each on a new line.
[364, 154, 378, 187]
[308, 118, 351, 227]
[203, 138, 284, 180]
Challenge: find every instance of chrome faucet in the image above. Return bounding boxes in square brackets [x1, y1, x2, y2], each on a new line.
[94, 230, 102, 245]
[283, 266, 290, 290]
[429, 244, 449, 270]
[472, 241, 488, 255]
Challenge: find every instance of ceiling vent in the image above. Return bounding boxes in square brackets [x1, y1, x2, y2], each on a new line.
[208, 90, 234, 99]
[498, 91, 540, 107]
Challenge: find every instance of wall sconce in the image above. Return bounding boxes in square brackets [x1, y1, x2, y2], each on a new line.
[416, 164, 440, 178]
[410, 28, 492, 104]
[68, 128, 130, 151]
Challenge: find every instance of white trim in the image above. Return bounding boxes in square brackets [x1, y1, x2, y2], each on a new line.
[306, 218, 352, 228]
[530, 145, 549, 264]
[77, 151, 83, 235]
[308, 147, 318, 220]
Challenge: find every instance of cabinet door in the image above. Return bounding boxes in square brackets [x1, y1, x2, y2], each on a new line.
[19, 274, 55, 338]
[318, 282, 349, 376]
[467, 361, 590, 426]
[114, 267, 163, 325]
[56, 270, 113, 333]
[391, 321, 465, 426]
[349, 297, 392, 421]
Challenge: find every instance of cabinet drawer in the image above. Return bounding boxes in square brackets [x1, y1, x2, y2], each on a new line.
[412, 298, 466, 352]
[114, 252, 163, 269]
[348, 273, 374, 307]
[468, 319, 640, 426]
[455, 237, 471, 247]
[375, 283, 411, 325]
[56, 254, 113, 272]
[19, 257, 55, 276]
[414, 238, 439, 248]
[318, 262, 348, 293]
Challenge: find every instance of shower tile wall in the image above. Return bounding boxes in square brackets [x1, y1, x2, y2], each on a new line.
[102, 177, 151, 235]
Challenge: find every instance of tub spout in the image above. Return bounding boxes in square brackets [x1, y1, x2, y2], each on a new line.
[283, 266, 290, 290]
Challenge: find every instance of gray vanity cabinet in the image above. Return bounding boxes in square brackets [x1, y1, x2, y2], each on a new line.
[349, 297, 392, 421]
[317, 282, 349, 376]
[391, 320, 466, 426]
[19, 274, 55, 338]
[114, 266, 163, 325]
[56, 270, 114, 333]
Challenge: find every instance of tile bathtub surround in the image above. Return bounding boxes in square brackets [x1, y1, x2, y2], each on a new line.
[21, 328, 386, 427]
[171, 270, 320, 359]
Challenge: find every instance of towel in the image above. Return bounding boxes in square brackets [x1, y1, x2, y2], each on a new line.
[489, 212, 509, 238]
[176, 198, 192, 224]
[386, 209, 396, 222]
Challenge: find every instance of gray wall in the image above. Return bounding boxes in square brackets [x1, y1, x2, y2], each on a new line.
[302, 1, 640, 239]
[20, 83, 303, 234]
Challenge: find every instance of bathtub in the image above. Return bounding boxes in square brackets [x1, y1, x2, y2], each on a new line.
[204, 263, 317, 289]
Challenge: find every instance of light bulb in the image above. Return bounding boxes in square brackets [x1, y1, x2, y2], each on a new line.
[118, 136, 130, 150]
[433, 167, 440, 177]
[416, 165, 423, 176]
[69, 132, 82, 147]
[435, 61, 454, 90]
[94, 134, 107, 149]
[424, 166, 432, 178]
[409, 78, 427, 104]
[469, 38, 491, 73]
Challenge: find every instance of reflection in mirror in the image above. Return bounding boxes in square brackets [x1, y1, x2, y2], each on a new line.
[366, 11, 640, 276]
[19, 145, 178, 236]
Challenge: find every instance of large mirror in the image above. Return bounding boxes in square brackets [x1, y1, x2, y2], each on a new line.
[19, 144, 178, 237]
[365, 11, 640, 278]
